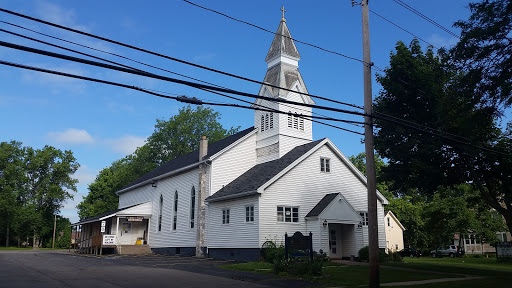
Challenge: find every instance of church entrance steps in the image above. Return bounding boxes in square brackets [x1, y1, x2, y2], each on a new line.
[118, 244, 153, 255]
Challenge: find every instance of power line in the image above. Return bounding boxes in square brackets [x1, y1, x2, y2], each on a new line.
[0, 21, 225, 89]
[0, 26, 364, 132]
[368, 9, 438, 49]
[0, 59, 365, 136]
[0, 8, 363, 110]
[0, 40, 367, 117]
[2, 54, 505, 155]
[182, 0, 367, 65]
[391, 0, 460, 39]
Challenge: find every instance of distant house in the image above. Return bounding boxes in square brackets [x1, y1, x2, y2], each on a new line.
[72, 15, 389, 261]
[453, 231, 511, 255]
[384, 211, 405, 253]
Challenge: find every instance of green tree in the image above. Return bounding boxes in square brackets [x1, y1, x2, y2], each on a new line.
[0, 141, 26, 247]
[374, 38, 512, 235]
[451, 0, 512, 107]
[77, 106, 239, 220]
[349, 152, 392, 200]
[0, 141, 79, 247]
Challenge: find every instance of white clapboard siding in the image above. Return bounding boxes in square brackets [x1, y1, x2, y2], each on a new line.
[210, 133, 257, 195]
[207, 195, 259, 248]
[119, 185, 155, 209]
[259, 143, 387, 250]
[341, 224, 357, 257]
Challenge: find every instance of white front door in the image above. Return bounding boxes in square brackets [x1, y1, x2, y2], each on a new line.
[119, 220, 132, 245]
[329, 224, 343, 258]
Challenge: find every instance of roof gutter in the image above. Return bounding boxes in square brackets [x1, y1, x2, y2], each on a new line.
[116, 159, 210, 195]
[206, 191, 259, 203]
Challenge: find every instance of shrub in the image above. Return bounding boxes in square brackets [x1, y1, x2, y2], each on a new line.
[390, 252, 402, 262]
[358, 246, 390, 263]
[358, 246, 369, 261]
[307, 258, 324, 275]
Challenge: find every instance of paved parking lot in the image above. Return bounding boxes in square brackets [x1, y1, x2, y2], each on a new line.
[0, 250, 314, 288]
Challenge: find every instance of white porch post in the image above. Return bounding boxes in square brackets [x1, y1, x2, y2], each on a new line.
[116, 217, 120, 243]
[147, 218, 151, 245]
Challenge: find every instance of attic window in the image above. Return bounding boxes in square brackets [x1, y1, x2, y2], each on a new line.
[320, 157, 330, 173]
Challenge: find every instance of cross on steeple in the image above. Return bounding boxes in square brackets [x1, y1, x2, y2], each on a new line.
[280, 6, 286, 20]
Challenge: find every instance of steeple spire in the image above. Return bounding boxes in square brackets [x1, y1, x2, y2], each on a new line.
[264, 10, 300, 63]
[281, 6, 286, 22]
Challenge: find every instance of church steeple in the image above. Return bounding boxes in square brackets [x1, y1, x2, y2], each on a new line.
[265, 7, 301, 64]
[253, 11, 315, 164]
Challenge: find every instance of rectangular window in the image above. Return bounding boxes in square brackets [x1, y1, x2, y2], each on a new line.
[222, 209, 230, 224]
[277, 206, 299, 223]
[387, 217, 390, 227]
[359, 212, 369, 226]
[320, 157, 330, 172]
[246, 205, 254, 222]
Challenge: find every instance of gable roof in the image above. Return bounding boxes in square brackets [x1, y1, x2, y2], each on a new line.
[385, 210, 406, 231]
[206, 139, 324, 202]
[306, 193, 362, 224]
[305, 193, 338, 217]
[117, 127, 256, 194]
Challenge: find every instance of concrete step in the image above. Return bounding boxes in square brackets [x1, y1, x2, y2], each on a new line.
[118, 245, 152, 255]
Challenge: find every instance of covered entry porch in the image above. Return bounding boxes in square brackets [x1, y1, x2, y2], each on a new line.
[71, 202, 152, 255]
[306, 193, 363, 260]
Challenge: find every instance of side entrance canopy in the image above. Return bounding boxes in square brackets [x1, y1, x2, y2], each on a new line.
[72, 202, 152, 254]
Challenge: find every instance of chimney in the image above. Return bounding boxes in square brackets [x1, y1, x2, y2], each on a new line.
[199, 136, 208, 160]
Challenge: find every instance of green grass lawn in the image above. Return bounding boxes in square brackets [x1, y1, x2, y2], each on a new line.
[0, 247, 33, 250]
[399, 256, 512, 271]
[220, 261, 461, 287]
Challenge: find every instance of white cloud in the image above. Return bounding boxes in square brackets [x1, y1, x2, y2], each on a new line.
[35, 1, 90, 32]
[48, 128, 95, 144]
[104, 135, 146, 155]
[193, 52, 216, 62]
[428, 34, 458, 49]
[73, 165, 97, 187]
[21, 62, 88, 94]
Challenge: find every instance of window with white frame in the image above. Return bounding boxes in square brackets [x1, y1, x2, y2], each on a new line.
[173, 191, 178, 230]
[288, 111, 292, 128]
[158, 194, 163, 232]
[320, 157, 331, 172]
[190, 186, 195, 229]
[222, 208, 230, 224]
[277, 206, 299, 223]
[269, 113, 274, 129]
[360, 212, 369, 226]
[261, 115, 265, 131]
[246, 205, 254, 222]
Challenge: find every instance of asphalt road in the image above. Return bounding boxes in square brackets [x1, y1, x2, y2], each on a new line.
[0, 250, 314, 288]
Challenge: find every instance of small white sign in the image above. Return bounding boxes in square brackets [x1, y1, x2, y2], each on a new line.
[101, 220, 106, 227]
[102, 234, 116, 245]
[100, 226, 106, 233]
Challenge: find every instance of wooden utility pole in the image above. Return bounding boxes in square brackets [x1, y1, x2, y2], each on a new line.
[360, 0, 380, 286]
[52, 215, 56, 249]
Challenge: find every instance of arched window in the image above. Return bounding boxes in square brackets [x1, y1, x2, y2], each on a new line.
[265, 113, 269, 130]
[288, 111, 292, 128]
[173, 191, 178, 230]
[158, 194, 163, 232]
[269, 113, 274, 129]
[293, 114, 298, 129]
[299, 117, 304, 131]
[261, 115, 265, 131]
[190, 186, 195, 229]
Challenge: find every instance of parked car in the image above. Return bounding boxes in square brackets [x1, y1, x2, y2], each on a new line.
[398, 247, 422, 258]
[430, 245, 459, 258]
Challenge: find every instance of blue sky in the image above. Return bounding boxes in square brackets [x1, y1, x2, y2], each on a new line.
[0, 0, 484, 223]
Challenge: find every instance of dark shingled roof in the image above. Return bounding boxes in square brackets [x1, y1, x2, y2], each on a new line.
[305, 193, 339, 217]
[119, 127, 256, 192]
[265, 20, 301, 62]
[206, 139, 324, 202]
[73, 205, 136, 225]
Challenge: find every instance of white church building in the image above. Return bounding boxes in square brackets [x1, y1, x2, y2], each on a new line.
[73, 15, 388, 261]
